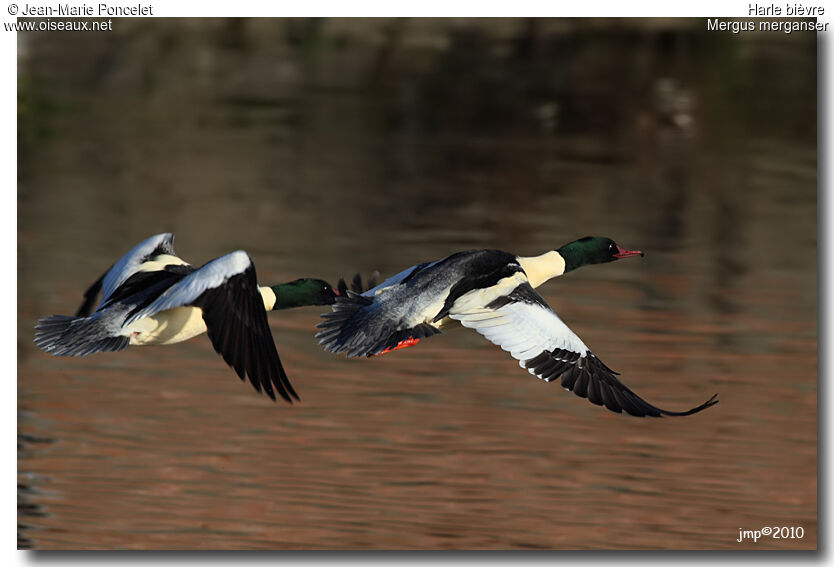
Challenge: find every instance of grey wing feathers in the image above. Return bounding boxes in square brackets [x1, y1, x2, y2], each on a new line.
[34, 314, 130, 356]
[316, 291, 377, 357]
[359, 261, 439, 297]
[316, 290, 441, 357]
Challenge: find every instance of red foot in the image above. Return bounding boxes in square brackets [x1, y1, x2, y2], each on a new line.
[373, 337, 421, 356]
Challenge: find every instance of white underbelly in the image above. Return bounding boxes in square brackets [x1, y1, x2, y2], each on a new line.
[126, 306, 207, 346]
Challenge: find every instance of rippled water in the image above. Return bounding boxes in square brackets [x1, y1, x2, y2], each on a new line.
[17, 19, 816, 549]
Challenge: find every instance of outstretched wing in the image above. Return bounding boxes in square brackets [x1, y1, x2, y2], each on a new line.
[100, 233, 177, 306]
[74, 233, 177, 316]
[126, 251, 298, 403]
[449, 282, 718, 417]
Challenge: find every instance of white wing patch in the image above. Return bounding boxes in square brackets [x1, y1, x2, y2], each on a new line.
[125, 250, 252, 324]
[449, 288, 589, 373]
[101, 233, 176, 303]
[444, 279, 720, 418]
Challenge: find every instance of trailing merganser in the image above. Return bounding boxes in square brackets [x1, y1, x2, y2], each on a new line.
[35, 233, 339, 403]
[317, 236, 718, 417]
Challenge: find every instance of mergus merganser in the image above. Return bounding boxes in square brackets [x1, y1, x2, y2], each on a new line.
[316, 236, 718, 417]
[35, 233, 338, 403]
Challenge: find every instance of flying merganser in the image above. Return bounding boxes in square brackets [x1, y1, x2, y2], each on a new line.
[316, 236, 718, 417]
[35, 233, 339, 403]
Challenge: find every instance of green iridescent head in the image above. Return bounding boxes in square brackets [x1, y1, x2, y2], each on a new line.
[557, 236, 644, 273]
[270, 278, 337, 310]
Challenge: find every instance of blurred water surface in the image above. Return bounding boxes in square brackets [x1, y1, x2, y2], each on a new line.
[18, 19, 816, 549]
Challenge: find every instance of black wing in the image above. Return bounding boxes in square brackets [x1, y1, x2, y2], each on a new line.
[75, 268, 109, 317]
[524, 349, 719, 417]
[195, 264, 299, 403]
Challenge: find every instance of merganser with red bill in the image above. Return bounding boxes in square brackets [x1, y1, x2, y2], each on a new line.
[35, 233, 340, 403]
[317, 236, 718, 417]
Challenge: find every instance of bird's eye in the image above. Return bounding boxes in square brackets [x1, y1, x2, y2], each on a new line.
[608, 243, 616, 253]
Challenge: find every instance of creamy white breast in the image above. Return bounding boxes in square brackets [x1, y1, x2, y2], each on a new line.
[126, 306, 207, 346]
